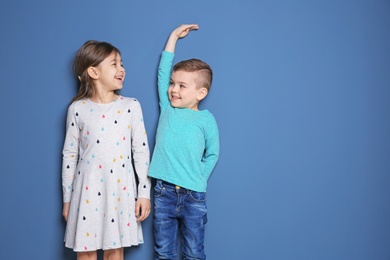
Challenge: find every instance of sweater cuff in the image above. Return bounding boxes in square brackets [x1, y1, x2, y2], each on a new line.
[162, 50, 174, 59]
[137, 179, 151, 199]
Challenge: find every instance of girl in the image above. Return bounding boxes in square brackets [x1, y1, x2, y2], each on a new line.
[62, 40, 151, 260]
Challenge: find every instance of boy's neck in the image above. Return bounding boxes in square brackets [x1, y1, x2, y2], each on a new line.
[189, 104, 199, 111]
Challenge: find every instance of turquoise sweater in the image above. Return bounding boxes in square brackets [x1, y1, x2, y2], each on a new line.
[148, 51, 219, 192]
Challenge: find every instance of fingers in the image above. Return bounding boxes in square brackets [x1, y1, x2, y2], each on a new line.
[178, 23, 199, 31]
[175, 24, 199, 38]
[137, 208, 150, 222]
[183, 24, 199, 30]
[135, 199, 151, 222]
[136, 206, 150, 222]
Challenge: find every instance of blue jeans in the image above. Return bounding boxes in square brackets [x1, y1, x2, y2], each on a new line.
[153, 180, 208, 260]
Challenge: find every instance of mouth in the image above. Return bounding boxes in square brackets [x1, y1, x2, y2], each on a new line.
[170, 95, 181, 100]
[115, 75, 124, 82]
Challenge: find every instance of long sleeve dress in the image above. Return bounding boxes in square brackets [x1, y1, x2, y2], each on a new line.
[62, 96, 150, 252]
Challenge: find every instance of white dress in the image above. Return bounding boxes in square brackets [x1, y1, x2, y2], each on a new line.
[62, 96, 150, 252]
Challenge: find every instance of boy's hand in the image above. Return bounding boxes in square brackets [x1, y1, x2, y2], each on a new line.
[173, 24, 199, 39]
[165, 24, 199, 53]
[135, 198, 151, 222]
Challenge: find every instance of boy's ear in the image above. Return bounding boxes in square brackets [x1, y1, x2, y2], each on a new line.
[87, 67, 99, 79]
[197, 87, 208, 101]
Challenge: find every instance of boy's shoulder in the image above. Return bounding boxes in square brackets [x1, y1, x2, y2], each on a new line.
[192, 109, 218, 126]
[205, 110, 217, 123]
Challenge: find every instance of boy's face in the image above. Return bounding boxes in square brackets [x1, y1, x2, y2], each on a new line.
[168, 70, 207, 111]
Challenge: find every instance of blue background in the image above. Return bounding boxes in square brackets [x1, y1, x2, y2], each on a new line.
[0, 1, 389, 259]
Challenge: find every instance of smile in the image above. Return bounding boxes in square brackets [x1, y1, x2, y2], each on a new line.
[115, 76, 124, 81]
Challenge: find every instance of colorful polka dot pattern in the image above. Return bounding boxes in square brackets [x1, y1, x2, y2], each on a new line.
[62, 96, 150, 252]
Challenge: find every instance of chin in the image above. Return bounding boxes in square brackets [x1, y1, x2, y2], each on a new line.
[170, 102, 181, 108]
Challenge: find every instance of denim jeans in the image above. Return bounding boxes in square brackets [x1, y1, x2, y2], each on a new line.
[153, 180, 208, 260]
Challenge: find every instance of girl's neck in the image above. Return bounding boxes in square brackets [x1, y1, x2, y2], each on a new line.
[90, 92, 119, 104]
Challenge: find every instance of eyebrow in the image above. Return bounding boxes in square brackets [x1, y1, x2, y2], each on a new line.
[110, 58, 123, 63]
[170, 78, 186, 84]
[172, 82, 189, 87]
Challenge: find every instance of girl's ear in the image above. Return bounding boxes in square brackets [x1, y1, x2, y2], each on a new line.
[87, 67, 99, 79]
[197, 87, 208, 101]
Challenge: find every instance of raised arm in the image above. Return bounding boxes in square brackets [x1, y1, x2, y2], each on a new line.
[158, 24, 199, 108]
[164, 24, 199, 53]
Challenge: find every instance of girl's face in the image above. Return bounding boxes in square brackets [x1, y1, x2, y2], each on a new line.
[93, 52, 125, 92]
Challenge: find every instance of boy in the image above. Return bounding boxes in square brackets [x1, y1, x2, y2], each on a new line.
[148, 24, 220, 260]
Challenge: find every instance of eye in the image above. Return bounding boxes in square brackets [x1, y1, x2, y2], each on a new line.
[180, 84, 186, 88]
[169, 81, 174, 86]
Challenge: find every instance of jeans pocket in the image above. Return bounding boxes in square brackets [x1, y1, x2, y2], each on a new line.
[154, 181, 165, 198]
[189, 191, 207, 202]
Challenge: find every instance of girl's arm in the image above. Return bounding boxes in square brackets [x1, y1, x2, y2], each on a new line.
[130, 100, 151, 221]
[62, 202, 70, 221]
[61, 103, 80, 220]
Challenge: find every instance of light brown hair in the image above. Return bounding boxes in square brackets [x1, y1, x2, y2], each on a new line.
[72, 40, 121, 102]
[173, 59, 213, 91]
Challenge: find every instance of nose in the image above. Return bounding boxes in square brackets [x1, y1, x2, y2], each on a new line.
[170, 84, 178, 93]
[118, 65, 125, 77]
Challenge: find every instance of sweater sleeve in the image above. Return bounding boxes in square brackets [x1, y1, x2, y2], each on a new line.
[61, 103, 80, 203]
[130, 100, 151, 199]
[202, 114, 220, 180]
[157, 51, 175, 109]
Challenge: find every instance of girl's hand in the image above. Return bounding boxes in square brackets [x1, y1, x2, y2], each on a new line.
[173, 24, 199, 39]
[135, 198, 151, 222]
[62, 202, 70, 222]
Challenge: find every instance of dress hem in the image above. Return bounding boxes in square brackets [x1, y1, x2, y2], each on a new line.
[65, 242, 144, 252]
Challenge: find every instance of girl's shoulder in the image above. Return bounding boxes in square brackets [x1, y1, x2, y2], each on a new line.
[67, 96, 144, 112]
[118, 95, 139, 103]
[118, 96, 143, 108]
[67, 98, 88, 110]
